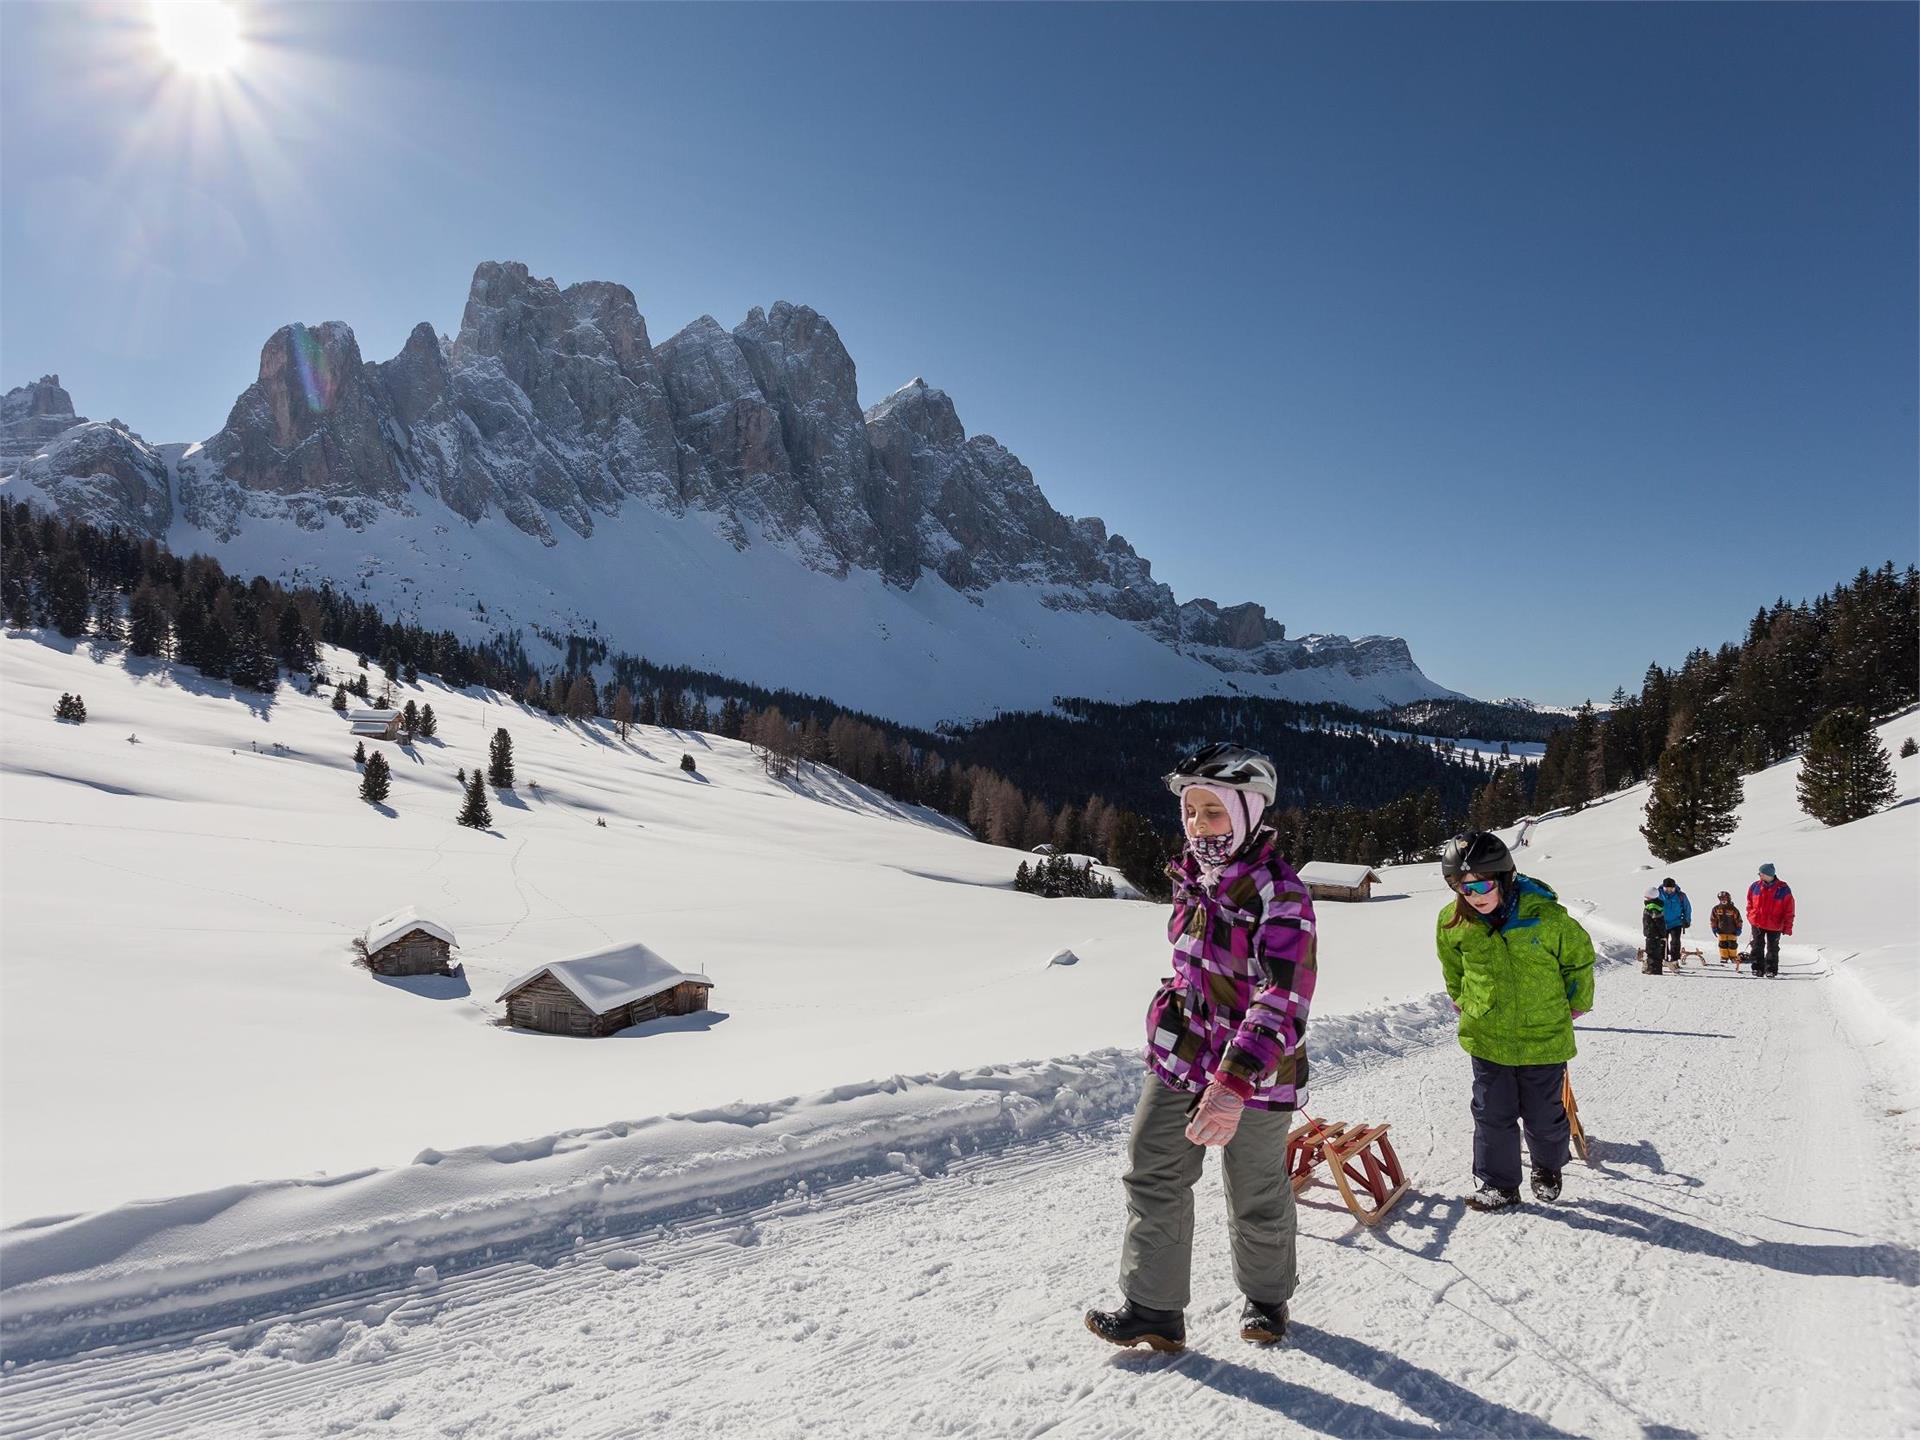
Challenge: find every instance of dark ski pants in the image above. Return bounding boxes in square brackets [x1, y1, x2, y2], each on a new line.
[1664, 927, 1686, 967]
[1750, 928, 1782, 976]
[1117, 1075, 1298, 1311]
[1470, 1056, 1569, 1191]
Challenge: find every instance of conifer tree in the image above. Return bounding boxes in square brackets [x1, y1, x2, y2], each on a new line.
[680, 752, 697, 772]
[402, 699, 420, 735]
[488, 727, 515, 788]
[354, 740, 367, 766]
[1015, 859, 1032, 893]
[458, 768, 492, 828]
[418, 704, 437, 738]
[47, 552, 90, 637]
[128, 583, 168, 657]
[1902, 738, 1918, 759]
[332, 687, 349, 713]
[1640, 737, 1743, 861]
[613, 685, 634, 740]
[1796, 708, 1897, 826]
[54, 692, 87, 722]
[360, 751, 392, 804]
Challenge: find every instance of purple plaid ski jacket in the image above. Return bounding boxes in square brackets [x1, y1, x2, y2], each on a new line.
[1145, 831, 1317, 1111]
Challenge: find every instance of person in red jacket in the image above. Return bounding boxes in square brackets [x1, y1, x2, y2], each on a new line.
[1746, 863, 1795, 978]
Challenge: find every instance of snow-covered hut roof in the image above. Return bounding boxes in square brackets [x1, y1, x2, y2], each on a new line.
[346, 708, 396, 724]
[365, 906, 457, 954]
[496, 941, 712, 1016]
[1296, 862, 1382, 888]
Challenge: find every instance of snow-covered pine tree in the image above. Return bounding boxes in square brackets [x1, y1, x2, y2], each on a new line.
[354, 740, 367, 766]
[458, 768, 492, 828]
[1902, 738, 1918, 759]
[54, 692, 87, 722]
[488, 727, 515, 788]
[1796, 708, 1897, 825]
[1640, 736, 1743, 861]
[332, 687, 349, 713]
[360, 751, 392, 805]
[1014, 860, 1032, 893]
[418, 704, 437, 738]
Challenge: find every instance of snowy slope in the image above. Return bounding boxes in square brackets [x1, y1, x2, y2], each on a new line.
[170, 498, 1455, 729]
[2, 632, 1916, 1439]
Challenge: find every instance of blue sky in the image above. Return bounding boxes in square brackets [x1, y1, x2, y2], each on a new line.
[3, 2, 1913, 705]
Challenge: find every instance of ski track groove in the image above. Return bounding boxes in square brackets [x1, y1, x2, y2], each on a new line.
[4, 961, 1917, 1438]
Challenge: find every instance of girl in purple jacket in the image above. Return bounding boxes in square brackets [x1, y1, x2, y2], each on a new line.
[1085, 744, 1318, 1353]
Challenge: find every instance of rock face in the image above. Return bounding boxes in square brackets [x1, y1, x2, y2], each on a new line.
[1, 260, 1448, 698]
[0, 376, 172, 538]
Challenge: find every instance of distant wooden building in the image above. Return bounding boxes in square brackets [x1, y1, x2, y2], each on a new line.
[364, 907, 458, 976]
[1297, 862, 1383, 902]
[348, 707, 402, 741]
[497, 941, 713, 1038]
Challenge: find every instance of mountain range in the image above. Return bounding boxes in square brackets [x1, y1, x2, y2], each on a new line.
[1, 261, 1457, 726]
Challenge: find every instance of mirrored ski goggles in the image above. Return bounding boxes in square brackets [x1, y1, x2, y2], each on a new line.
[1458, 879, 1499, 896]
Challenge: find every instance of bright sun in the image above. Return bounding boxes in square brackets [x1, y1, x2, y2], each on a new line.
[151, 1, 244, 77]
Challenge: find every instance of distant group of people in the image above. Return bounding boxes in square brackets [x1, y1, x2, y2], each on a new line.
[1638, 865, 1797, 977]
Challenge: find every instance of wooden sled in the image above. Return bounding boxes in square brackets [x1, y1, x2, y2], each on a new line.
[1563, 1069, 1589, 1163]
[1635, 946, 1707, 972]
[1285, 1116, 1410, 1226]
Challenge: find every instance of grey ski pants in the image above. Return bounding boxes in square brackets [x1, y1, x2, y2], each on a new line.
[1117, 1074, 1298, 1311]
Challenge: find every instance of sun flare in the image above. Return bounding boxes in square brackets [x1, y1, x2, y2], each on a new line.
[151, 1, 244, 77]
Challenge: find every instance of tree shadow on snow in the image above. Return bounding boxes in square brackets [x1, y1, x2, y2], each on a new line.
[1543, 1200, 1920, 1285]
[491, 787, 531, 811]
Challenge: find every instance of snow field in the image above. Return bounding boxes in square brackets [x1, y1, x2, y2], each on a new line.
[3, 950, 1915, 1439]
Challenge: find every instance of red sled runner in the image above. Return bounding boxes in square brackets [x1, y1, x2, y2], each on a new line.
[1285, 1116, 1410, 1226]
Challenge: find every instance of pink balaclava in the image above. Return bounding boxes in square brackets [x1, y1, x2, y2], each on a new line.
[1179, 783, 1268, 883]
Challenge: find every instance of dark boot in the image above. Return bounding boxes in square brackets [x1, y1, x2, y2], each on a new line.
[1467, 1182, 1522, 1212]
[1529, 1165, 1562, 1203]
[1240, 1296, 1288, 1345]
[1085, 1299, 1185, 1352]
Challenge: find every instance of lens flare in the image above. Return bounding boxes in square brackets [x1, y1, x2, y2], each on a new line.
[290, 324, 335, 414]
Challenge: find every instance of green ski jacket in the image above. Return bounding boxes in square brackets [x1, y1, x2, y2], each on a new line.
[1436, 876, 1596, 1067]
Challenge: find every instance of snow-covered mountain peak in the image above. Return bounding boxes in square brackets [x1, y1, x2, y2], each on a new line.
[1, 259, 1465, 723]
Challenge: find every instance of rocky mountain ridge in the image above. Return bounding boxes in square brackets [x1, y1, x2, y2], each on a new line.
[1, 261, 1452, 710]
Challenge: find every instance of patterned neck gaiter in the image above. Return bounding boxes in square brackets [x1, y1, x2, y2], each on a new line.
[1190, 831, 1236, 866]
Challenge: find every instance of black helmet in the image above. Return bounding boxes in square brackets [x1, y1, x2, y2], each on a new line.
[1162, 742, 1278, 803]
[1441, 831, 1515, 884]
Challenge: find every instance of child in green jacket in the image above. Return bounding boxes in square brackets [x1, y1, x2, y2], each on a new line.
[1437, 831, 1596, 1211]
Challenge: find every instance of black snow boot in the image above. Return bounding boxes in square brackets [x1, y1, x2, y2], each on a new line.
[1530, 1166, 1562, 1203]
[1085, 1299, 1185, 1353]
[1240, 1297, 1289, 1345]
[1467, 1182, 1522, 1212]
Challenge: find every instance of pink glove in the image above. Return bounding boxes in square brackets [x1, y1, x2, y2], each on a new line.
[1185, 1081, 1246, 1147]
[1572, 1009, 1588, 1019]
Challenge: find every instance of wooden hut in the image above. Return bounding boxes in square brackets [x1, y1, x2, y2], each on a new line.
[363, 907, 458, 975]
[497, 941, 713, 1038]
[1297, 862, 1383, 902]
[347, 707, 402, 741]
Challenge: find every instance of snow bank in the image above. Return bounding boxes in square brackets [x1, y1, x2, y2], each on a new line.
[0, 990, 1465, 1350]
